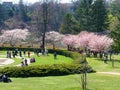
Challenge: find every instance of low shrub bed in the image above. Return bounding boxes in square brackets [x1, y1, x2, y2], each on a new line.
[0, 64, 95, 77]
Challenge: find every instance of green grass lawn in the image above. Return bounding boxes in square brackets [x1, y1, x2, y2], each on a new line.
[0, 51, 73, 67]
[2, 54, 73, 67]
[0, 73, 120, 90]
[0, 51, 120, 90]
[29, 54, 73, 66]
[87, 54, 120, 72]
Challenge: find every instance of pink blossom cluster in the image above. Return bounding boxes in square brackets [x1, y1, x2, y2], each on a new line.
[0, 29, 30, 46]
[62, 34, 77, 47]
[62, 31, 113, 52]
[46, 31, 64, 43]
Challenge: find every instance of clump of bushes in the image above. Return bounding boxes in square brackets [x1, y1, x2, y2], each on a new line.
[48, 49, 81, 60]
[0, 64, 95, 77]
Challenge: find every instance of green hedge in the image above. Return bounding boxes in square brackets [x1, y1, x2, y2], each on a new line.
[48, 49, 81, 60]
[0, 64, 95, 77]
[0, 47, 37, 51]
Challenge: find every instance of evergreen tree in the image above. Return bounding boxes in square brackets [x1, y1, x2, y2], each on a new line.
[0, 4, 3, 25]
[110, 1, 120, 16]
[110, 22, 120, 52]
[76, 0, 94, 31]
[59, 13, 79, 34]
[2, 3, 14, 20]
[91, 0, 109, 32]
[0, 4, 4, 30]
[109, 11, 120, 52]
[108, 1, 120, 32]
[8, 7, 14, 17]
[19, 0, 29, 22]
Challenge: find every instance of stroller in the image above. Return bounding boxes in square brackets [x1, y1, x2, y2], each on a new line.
[0, 74, 12, 83]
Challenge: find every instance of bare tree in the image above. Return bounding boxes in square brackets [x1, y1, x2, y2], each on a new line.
[41, 0, 48, 51]
[81, 54, 87, 90]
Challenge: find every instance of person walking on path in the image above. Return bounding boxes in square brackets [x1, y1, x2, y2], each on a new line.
[24, 58, 28, 66]
[22, 58, 28, 66]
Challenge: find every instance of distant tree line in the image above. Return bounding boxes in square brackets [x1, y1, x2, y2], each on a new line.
[0, 0, 120, 51]
[0, 0, 70, 32]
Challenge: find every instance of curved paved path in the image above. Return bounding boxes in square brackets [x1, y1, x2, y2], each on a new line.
[0, 57, 31, 66]
[0, 53, 34, 67]
[97, 72, 120, 76]
[0, 58, 14, 66]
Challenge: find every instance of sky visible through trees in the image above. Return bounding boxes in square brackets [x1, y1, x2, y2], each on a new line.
[1, 0, 71, 4]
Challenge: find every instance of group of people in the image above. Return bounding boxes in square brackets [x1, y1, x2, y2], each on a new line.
[34, 49, 57, 59]
[34, 49, 49, 56]
[78, 49, 112, 63]
[6, 49, 58, 66]
[6, 49, 21, 58]
[21, 58, 28, 66]
[6, 49, 31, 58]
[21, 57, 36, 66]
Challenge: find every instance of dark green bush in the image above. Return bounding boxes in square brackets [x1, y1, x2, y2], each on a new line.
[48, 49, 81, 60]
[0, 47, 41, 51]
[0, 64, 95, 77]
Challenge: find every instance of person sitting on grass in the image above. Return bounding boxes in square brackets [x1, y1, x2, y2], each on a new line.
[24, 58, 28, 66]
[30, 57, 35, 63]
[21, 61, 24, 66]
[0, 73, 12, 83]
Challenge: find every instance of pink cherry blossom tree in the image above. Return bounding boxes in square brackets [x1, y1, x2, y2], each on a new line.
[88, 35, 113, 52]
[62, 34, 77, 50]
[45, 31, 64, 50]
[62, 31, 113, 52]
[75, 31, 95, 49]
[0, 29, 30, 47]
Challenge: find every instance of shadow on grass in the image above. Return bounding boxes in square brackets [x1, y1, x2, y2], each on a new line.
[65, 87, 91, 90]
[87, 57, 104, 63]
[87, 56, 120, 63]
[86, 88, 92, 90]
[110, 59, 120, 63]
